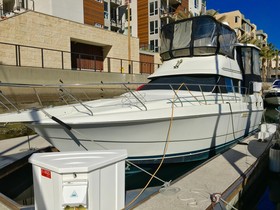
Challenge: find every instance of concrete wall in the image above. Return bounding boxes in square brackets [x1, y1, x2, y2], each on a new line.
[0, 65, 150, 108]
[0, 65, 149, 84]
[0, 11, 140, 73]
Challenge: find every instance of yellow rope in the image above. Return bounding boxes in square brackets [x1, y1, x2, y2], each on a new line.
[124, 83, 185, 209]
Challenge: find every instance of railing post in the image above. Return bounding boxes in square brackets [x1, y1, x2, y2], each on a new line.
[15, 45, 18, 66]
[108, 57, 111, 73]
[61, 51, 64, 69]
[120, 59, 123, 73]
[131, 61, 133, 74]
[18, 45, 21, 66]
[94, 55, 96, 71]
[79, 53, 81, 70]
[41, 48, 44, 68]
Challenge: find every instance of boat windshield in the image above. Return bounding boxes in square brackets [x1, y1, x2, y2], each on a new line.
[139, 75, 240, 93]
[160, 16, 237, 61]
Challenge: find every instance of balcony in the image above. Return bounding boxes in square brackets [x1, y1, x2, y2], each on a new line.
[160, 6, 176, 21]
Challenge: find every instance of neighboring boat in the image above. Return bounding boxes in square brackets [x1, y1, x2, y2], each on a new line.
[264, 79, 280, 105]
[0, 16, 263, 164]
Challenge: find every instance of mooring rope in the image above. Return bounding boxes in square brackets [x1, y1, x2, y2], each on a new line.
[124, 83, 185, 209]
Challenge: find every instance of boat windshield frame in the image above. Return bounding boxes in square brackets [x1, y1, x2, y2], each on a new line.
[160, 15, 237, 61]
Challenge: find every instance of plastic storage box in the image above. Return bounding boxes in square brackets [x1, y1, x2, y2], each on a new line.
[29, 150, 127, 210]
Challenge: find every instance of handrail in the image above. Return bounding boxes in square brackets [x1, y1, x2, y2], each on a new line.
[123, 84, 147, 111]
[198, 85, 207, 105]
[0, 91, 20, 113]
[169, 85, 183, 107]
[58, 86, 93, 116]
[0, 82, 247, 114]
[0, 41, 161, 74]
[183, 84, 203, 105]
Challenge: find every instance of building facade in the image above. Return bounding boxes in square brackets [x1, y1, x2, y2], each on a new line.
[215, 10, 258, 43]
[256, 30, 268, 48]
[1, 0, 206, 54]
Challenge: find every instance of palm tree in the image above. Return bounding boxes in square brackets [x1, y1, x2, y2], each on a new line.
[274, 50, 279, 79]
[259, 44, 277, 81]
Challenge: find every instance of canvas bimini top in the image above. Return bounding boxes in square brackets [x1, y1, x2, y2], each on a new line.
[160, 15, 237, 61]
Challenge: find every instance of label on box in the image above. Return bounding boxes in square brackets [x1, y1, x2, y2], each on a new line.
[41, 168, 52, 179]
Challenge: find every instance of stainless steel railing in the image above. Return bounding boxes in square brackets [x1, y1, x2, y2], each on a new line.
[0, 82, 248, 114]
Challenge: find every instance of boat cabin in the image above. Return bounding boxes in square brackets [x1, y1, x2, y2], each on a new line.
[236, 44, 262, 94]
[160, 15, 237, 61]
[145, 16, 261, 95]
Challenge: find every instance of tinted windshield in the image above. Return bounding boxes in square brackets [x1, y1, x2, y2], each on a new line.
[139, 75, 240, 93]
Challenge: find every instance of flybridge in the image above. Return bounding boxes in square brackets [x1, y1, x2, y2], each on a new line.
[160, 15, 237, 61]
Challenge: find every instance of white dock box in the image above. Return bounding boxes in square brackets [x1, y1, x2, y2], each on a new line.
[29, 150, 127, 210]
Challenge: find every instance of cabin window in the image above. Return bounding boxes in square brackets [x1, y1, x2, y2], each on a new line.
[225, 78, 234, 93]
[139, 75, 240, 93]
[252, 48, 261, 75]
[171, 21, 192, 58]
[218, 26, 236, 58]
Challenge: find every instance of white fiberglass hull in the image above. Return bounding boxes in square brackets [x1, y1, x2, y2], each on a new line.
[27, 102, 262, 164]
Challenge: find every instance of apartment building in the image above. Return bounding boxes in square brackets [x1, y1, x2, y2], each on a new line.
[256, 30, 268, 47]
[215, 10, 258, 43]
[1, 0, 206, 52]
[140, 0, 206, 52]
[0, 0, 206, 76]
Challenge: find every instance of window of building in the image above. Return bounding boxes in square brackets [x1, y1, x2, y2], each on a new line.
[150, 2, 154, 16]
[155, 1, 158, 15]
[150, 39, 159, 52]
[149, 1, 158, 16]
[96, 0, 103, 3]
[150, 20, 158, 35]
[150, 40, 154, 51]
[104, 2, 108, 19]
[155, 39, 159, 52]
[125, 8, 132, 21]
[234, 16, 239, 23]
[194, 0, 199, 8]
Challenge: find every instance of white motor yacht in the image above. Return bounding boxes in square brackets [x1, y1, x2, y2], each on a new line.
[0, 16, 263, 164]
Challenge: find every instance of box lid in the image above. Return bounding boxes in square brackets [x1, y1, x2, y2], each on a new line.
[29, 150, 127, 173]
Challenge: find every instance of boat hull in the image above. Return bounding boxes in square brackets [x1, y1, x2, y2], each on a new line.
[28, 104, 263, 164]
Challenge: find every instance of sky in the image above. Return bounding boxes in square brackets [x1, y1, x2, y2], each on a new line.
[206, 0, 280, 50]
